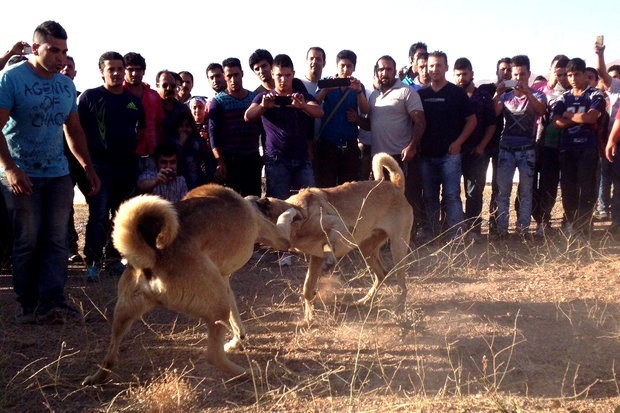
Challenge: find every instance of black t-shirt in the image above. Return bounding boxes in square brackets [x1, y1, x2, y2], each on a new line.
[418, 82, 474, 158]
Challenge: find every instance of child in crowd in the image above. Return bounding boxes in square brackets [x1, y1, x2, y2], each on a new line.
[137, 142, 188, 203]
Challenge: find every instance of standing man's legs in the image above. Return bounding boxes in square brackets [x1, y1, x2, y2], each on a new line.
[461, 152, 490, 235]
[420, 157, 442, 238]
[514, 149, 536, 234]
[1, 176, 73, 317]
[405, 156, 428, 240]
[441, 154, 465, 238]
[496, 149, 517, 235]
[265, 157, 294, 200]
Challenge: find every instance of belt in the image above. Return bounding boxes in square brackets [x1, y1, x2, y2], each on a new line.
[500, 144, 535, 153]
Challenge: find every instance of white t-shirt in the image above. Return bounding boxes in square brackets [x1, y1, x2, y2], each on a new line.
[368, 79, 423, 155]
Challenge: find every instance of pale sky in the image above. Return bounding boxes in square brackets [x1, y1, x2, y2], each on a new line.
[3, 0, 620, 95]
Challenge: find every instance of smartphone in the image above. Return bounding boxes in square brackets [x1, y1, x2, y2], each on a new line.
[596, 35, 604, 47]
[274, 95, 293, 106]
[504, 79, 517, 88]
[22, 45, 32, 54]
[317, 77, 351, 89]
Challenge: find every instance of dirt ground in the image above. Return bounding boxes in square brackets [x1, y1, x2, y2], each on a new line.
[1, 192, 619, 412]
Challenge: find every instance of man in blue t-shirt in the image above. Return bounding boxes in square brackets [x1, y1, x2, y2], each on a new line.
[552, 57, 606, 236]
[0, 21, 101, 324]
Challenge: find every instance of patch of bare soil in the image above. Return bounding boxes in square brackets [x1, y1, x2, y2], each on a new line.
[1, 196, 619, 412]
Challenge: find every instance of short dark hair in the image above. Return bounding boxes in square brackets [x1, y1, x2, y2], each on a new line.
[155, 69, 175, 85]
[416, 52, 429, 63]
[206, 62, 223, 74]
[154, 141, 179, 161]
[179, 70, 193, 82]
[336, 49, 357, 66]
[496, 57, 512, 70]
[429, 50, 448, 65]
[608, 65, 620, 73]
[222, 57, 242, 71]
[408, 42, 427, 57]
[551, 54, 569, 66]
[33, 20, 67, 43]
[534, 75, 547, 82]
[554, 56, 570, 69]
[453, 57, 472, 71]
[307, 46, 326, 62]
[586, 67, 599, 81]
[98, 51, 124, 71]
[511, 55, 530, 71]
[566, 57, 586, 74]
[124, 52, 146, 70]
[249, 49, 273, 69]
[273, 54, 294, 70]
[375, 55, 397, 73]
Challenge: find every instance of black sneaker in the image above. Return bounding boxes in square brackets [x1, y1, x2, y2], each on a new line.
[37, 304, 83, 325]
[15, 309, 36, 325]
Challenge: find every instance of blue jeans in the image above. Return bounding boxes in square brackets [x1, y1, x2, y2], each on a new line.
[496, 147, 535, 233]
[0, 175, 73, 313]
[420, 153, 464, 237]
[265, 156, 315, 199]
[85, 168, 136, 265]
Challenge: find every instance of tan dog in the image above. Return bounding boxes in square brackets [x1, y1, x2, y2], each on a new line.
[83, 184, 289, 385]
[249, 153, 413, 324]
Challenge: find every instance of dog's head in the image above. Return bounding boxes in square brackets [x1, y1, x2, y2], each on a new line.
[245, 195, 305, 223]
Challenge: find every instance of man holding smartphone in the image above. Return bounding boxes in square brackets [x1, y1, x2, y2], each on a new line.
[245, 54, 323, 200]
[312, 49, 369, 187]
[493, 55, 547, 239]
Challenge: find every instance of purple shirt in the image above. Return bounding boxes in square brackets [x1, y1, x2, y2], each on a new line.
[252, 90, 317, 160]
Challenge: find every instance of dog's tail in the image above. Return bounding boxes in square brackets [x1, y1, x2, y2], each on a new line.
[112, 195, 179, 269]
[371, 152, 406, 193]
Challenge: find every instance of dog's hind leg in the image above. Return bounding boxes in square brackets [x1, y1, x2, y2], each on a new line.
[356, 230, 389, 305]
[83, 283, 155, 385]
[389, 232, 411, 311]
[302, 255, 324, 325]
[224, 277, 246, 352]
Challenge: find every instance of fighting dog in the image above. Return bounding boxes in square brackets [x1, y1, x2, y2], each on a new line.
[83, 184, 289, 385]
[249, 153, 413, 324]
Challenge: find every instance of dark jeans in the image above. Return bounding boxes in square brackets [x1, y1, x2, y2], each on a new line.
[222, 151, 263, 197]
[559, 147, 598, 232]
[402, 155, 427, 233]
[0, 190, 12, 260]
[1, 175, 73, 313]
[312, 139, 360, 187]
[597, 156, 612, 213]
[84, 168, 136, 265]
[532, 145, 560, 225]
[265, 156, 315, 200]
[461, 152, 490, 234]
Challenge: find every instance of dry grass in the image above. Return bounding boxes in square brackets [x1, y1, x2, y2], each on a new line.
[1, 186, 620, 412]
